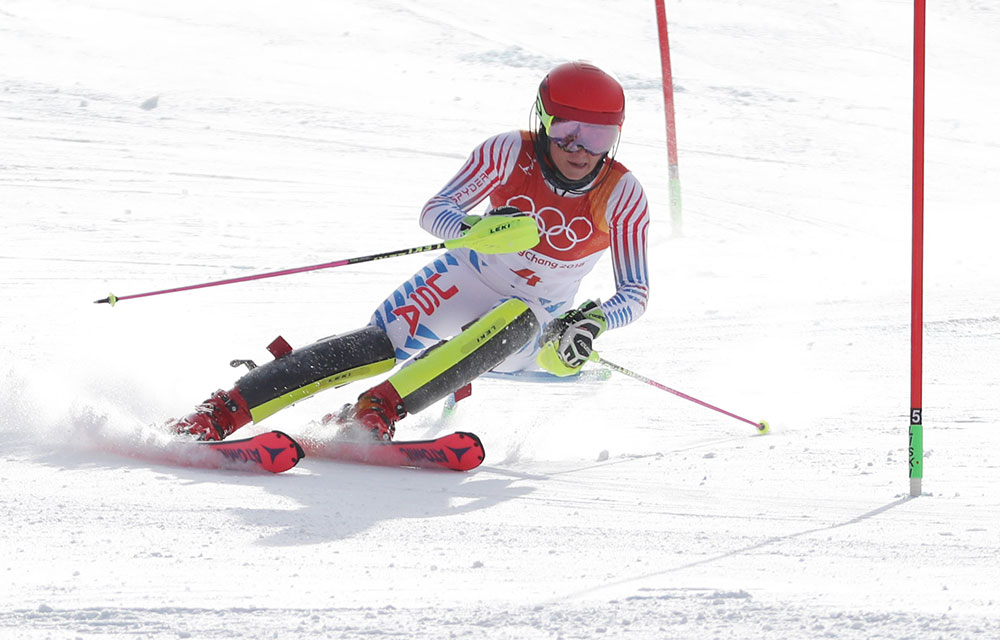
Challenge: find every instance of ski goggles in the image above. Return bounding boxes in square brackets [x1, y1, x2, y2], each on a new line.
[547, 120, 619, 156]
[537, 99, 620, 156]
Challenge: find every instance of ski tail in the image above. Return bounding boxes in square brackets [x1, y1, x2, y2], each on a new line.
[202, 430, 304, 473]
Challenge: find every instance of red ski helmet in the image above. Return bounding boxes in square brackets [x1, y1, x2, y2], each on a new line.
[532, 61, 625, 193]
[536, 61, 625, 127]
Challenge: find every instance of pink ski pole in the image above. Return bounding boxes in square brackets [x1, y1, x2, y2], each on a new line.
[94, 242, 446, 306]
[94, 216, 541, 306]
[590, 353, 770, 434]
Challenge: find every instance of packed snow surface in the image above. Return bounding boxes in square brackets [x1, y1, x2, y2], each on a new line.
[2, 1, 998, 638]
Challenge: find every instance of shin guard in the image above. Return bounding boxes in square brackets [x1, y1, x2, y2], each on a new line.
[237, 326, 396, 422]
[386, 299, 538, 414]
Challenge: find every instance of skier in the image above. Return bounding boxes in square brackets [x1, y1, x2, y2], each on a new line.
[170, 60, 650, 442]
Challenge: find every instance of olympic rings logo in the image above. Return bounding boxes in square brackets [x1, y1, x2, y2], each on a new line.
[506, 196, 593, 252]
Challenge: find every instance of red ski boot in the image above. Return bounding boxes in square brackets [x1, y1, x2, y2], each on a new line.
[170, 388, 252, 441]
[322, 381, 406, 441]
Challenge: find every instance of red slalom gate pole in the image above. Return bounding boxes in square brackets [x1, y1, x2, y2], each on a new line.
[591, 353, 769, 434]
[909, 0, 926, 498]
[654, 0, 683, 236]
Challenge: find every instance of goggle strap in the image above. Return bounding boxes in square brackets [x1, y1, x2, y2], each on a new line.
[536, 94, 555, 133]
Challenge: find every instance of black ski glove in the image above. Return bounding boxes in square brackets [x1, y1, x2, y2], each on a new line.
[537, 300, 608, 376]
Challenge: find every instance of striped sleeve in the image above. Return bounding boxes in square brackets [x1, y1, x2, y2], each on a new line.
[601, 172, 650, 330]
[419, 132, 523, 240]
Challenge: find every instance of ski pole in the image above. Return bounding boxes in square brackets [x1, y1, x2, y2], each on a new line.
[94, 216, 539, 306]
[589, 352, 770, 434]
[94, 242, 447, 306]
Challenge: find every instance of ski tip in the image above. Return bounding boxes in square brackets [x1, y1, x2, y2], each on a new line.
[274, 430, 306, 461]
[454, 431, 483, 447]
[459, 431, 486, 471]
[258, 430, 305, 472]
[756, 420, 770, 435]
[455, 431, 485, 470]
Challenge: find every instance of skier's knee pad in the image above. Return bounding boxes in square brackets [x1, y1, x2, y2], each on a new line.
[238, 326, 396, 422]
[388, 298, 538, 414]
